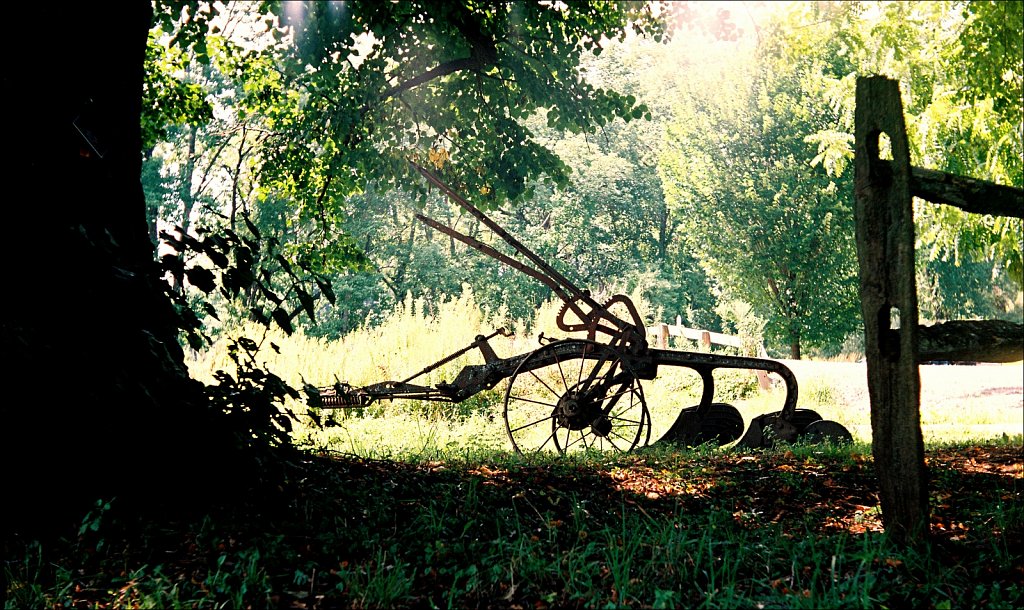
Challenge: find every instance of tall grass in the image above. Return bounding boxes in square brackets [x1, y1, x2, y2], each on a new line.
[186, 294, 1023, 457]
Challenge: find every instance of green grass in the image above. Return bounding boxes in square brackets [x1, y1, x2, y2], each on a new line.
[6, 439, 1021, 609]
[10, 299, 1018, 609]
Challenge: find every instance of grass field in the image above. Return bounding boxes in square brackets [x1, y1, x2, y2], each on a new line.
[294, 355, 1023, 459]
[11, 303, 1015, 609]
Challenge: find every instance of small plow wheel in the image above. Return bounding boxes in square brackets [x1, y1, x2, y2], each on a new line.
[503, 340, 650, 455]
[800, 419, 854, 445]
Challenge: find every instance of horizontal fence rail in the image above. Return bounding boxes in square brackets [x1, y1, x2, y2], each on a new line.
[645, 317, 772, 389]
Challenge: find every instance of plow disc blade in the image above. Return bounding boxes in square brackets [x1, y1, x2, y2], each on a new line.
[736, 409, 854, 449]
[801, 419, 854, 445]
[763, 409, 825, 432]
[735, 412, 798, 448]
[654, 403, 745, 447]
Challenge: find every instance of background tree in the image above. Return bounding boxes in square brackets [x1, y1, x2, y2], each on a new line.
[916, 0, 1022, 284]
[659, 35, 860, 359]
[794, 0, 1023, 294]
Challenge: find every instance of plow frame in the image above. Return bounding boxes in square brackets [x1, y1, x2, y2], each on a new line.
[317, 162, 852, 453]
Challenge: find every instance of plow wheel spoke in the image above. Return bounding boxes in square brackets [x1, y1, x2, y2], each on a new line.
[503, 340, 650, 455]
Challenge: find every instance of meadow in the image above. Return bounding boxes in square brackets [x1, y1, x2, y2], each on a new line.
[186, 292, 1023, 460]
[7, 295, 1020, 609]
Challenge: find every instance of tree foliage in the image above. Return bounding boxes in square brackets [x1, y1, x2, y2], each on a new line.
[793, 0, 1023, 288]
[255, 0, 664, 218]
[144, 0, 676, 336]
[659, 28, 860, 359]
[144, 0, 1019, 355]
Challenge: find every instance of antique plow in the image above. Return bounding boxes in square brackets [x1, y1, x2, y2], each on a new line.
[317, 162, 853, 453]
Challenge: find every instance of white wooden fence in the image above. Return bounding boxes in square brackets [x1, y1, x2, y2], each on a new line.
[645, 316, 772, 389]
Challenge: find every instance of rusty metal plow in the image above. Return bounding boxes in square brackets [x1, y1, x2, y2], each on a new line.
[315, 162, 853, 454]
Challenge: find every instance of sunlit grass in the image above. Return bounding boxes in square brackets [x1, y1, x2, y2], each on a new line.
[186, 296, 1023, 458]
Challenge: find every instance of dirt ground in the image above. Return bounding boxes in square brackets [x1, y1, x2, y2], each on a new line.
[781, 359, 1022, 408]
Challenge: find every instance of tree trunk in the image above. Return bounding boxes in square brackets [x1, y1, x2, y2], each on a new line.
[3, 3, 241, 537]
[853, 76, 929, 545]
[785, 317, 802, 359]
[789, 338, 801, 360]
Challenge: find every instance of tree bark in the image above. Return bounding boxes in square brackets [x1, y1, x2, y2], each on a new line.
[853, 76, 930, 545]
[3, 3, 241, 537]
[918, 320, 1024, 363]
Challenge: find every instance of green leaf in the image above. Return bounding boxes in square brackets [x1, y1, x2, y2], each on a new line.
[185, 266, 216, 293]
[271, 307, 294, 335]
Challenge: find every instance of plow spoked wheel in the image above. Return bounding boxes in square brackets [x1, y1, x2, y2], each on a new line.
[503, 340, 650, 455]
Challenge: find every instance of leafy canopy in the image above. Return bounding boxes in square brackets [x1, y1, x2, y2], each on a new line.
[251, 0, 666, 213]
[791, 0, 1023, 286]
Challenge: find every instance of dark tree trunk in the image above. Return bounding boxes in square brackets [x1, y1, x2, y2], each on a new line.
[789, 326, 801, 360]
[3, 3, 240, 538]
[853, 76, 929, 545]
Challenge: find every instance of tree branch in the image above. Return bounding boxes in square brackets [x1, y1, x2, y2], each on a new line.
[379, 11, 498, 102]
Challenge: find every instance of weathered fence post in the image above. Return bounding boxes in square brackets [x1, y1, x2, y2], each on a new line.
[853, 76, 929, 544]
[658, 323, 670, 349]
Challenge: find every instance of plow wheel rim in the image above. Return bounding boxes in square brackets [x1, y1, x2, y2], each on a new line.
[503, 340, 650, 455]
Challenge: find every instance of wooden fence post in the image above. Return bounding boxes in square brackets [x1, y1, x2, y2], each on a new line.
[658, 323, 669, 349]
[853, 76, 929, 544]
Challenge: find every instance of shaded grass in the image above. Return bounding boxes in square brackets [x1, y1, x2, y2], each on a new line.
[6, 440, 1021, 609]
[90, 299, 1020, 608]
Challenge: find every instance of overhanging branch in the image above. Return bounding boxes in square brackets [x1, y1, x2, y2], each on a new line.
[379, 12, 499, 102]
